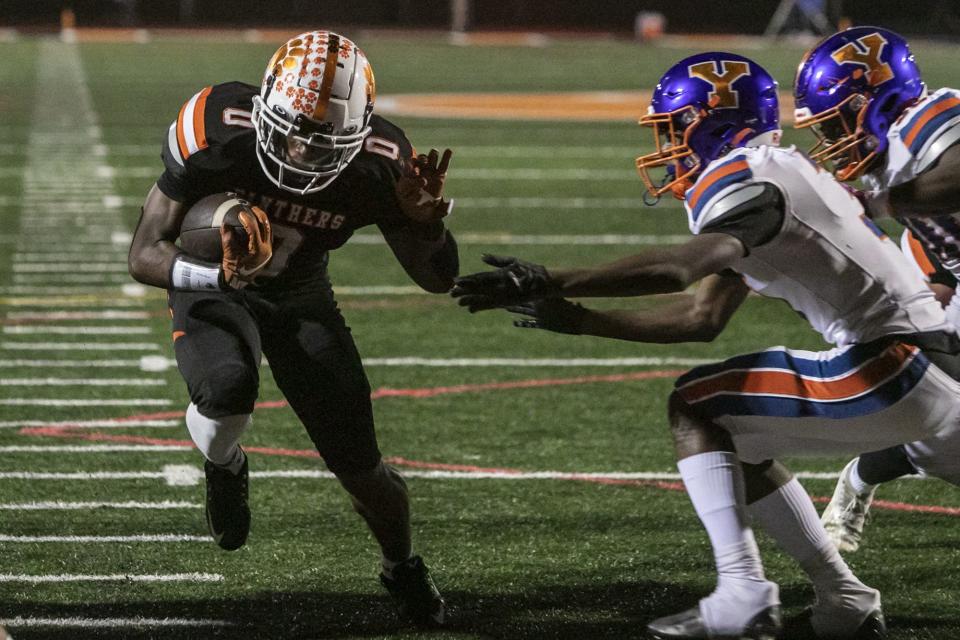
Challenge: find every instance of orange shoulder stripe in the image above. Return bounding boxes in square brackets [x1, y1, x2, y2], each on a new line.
[905, 230, 936, 277]
[903, 96, 960, 149]
[687, 159, 750, 212]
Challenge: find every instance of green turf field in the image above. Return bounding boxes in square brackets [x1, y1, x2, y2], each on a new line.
[2, 30, 960, 639]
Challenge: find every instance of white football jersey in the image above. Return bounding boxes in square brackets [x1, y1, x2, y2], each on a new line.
[684, 145, 950, 346]
[862, 87, 960, 279]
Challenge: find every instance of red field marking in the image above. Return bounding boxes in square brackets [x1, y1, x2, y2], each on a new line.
[14, 369, 960, 516]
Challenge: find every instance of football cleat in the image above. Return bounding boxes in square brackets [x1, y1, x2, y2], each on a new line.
[380, 555, 446, 627]
[204, 451, 250, 551]
[647, 604, 781, 639]
[821, 458, 876, 553]
[789, 605, 887, 639]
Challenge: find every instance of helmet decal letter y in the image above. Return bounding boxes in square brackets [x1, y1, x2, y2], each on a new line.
[688, 60, 751, 108]
[830, 33, 894, 86]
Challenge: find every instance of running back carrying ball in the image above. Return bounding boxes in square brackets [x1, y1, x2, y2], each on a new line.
[178, 192, 253, 262]
[171, 192, 273, 290]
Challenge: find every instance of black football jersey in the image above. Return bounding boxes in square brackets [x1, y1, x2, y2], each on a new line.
[158, 81, 415, 290]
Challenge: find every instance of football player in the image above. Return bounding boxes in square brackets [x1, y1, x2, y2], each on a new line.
[794, 26, 960, 554]
[452, 51, 960, 639]
[127, 31, 455, 626]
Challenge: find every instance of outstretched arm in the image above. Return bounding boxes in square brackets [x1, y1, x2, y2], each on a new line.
[452, 232, 747, 311]
[381, 223, 459, 293]
[508, 271, 750, 343]
[551, 233, 746, 298]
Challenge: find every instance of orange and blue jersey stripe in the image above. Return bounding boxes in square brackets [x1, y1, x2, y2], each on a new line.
[674, 340, 928, 419]
[900, 93, 960, 156]
[687, 154, 753, 222]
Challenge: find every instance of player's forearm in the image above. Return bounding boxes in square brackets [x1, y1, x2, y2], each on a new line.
[391, 225, 459, 293]
[550, 250, 693, 298]
[127, 239, 180, 289]
[579, 297, 726, 343]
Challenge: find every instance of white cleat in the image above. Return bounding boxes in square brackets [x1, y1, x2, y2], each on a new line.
[810, 584, 886, 639]
[821, 458, 876, 553]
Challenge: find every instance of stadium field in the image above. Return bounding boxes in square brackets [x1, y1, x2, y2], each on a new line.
[1, 30, 960, 639]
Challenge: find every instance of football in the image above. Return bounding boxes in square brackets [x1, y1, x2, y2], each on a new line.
[178, 192, 254, 262]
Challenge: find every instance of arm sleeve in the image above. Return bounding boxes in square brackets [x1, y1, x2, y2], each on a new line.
[156, 121, 191, 202]
[699, 182, 785, 252]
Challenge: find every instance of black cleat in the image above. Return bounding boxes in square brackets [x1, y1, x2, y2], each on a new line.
[647, 604, 781, 639]
[380, 555, 446, 627]
[204, 452, 249, 551]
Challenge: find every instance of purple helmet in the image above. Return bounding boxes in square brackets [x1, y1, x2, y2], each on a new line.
[794, 26, 924, 180]
[636, 52, 780, 201]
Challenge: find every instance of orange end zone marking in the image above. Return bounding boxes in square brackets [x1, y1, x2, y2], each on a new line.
[376, 91, 799, 123]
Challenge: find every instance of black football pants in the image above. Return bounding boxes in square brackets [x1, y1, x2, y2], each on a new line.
[168, 283, 381, 475]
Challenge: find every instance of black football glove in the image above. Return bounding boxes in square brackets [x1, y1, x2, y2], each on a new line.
[451, 254, 558, 312]
[507, 298, 587, 335]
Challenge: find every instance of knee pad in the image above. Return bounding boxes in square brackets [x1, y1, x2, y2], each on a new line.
[196, 364, 258, 416]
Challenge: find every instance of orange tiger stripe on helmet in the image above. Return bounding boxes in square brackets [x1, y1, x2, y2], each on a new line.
[313, 33, 342, 121]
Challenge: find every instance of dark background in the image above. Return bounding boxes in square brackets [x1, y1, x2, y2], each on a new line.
[1, 0, 959, 37]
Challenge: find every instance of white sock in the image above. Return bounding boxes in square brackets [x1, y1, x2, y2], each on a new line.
[848, 459, 876, 495]
[677, 452, 766, 586]
[185, 403, 251, 475]
[747, 478, 857, 590]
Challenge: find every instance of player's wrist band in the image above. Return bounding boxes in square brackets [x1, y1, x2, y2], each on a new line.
[170, 255, 224, 291]
[863, 189, 893, 220]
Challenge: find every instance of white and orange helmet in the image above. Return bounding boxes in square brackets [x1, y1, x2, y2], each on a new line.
[250, 31, 375, 194]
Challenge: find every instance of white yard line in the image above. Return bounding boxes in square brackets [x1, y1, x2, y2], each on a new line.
[0, 467, 849, 483]
[0, 358, 149, 367]
[0, 444, 189, 452]
[0, 471, 172, 480]
[0, 419, 178, 429]
[5, 311, 150, 320]
[0, 297, 147, 308]
[98, 166, 639, 180]
[0, 286, 135, 295]
[455, 196, 649, 209]
[1, 617, 231, 629]
[0, 356, 714, 371]
[349, 233, 688, 245]
[362, 356, 715, 367]
[1, 342, 160, 351]
[0, 378, 165, 386]
[0, 534, 210, 543]
[12, 263, 132, 272]
[3, 326, 151, 335]
[49, 143, 641, 158]
[0, 500, 196, 510]
[0, 573, 219, 582]
[0, 398, 172, 407]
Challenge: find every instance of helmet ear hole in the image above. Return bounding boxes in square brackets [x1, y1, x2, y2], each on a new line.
[877, 94, 900, 115]
[711, 123, 735, 138]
